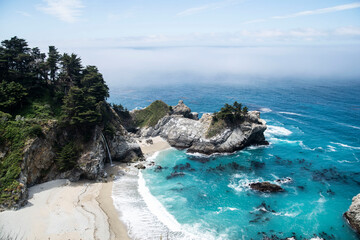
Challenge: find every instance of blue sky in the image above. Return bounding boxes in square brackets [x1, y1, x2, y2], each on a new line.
[1, 0, 360, 48]
[1, 0, 360, 85]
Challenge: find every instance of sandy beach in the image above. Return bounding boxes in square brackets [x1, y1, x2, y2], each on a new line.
[0, 136, 170, 240]
[136, 136, 171, 156]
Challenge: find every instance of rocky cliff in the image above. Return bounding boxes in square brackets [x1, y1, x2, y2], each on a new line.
[344, 193, 360, 234]
[3, 104, 142, 210]
[139, 100, 268, 154]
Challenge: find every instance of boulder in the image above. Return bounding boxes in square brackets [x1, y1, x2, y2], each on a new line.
[135, 163, 146, 169]
[344, 193, 360, 233]
[249, 182, 284, 193]
[172, 100, 192, 118]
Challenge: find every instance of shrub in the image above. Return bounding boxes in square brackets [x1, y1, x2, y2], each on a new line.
[27, 124, 44, 138]
[112, 103, 131, 119]
[56, 142, 78, 171]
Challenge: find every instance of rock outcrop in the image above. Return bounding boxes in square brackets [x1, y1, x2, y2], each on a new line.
[9, 104, 143, 210]
[249, 182, 284, 193]
[139, 101, 268, 154]
[344, 193, 360, 234]
[171, 100, 198, 120]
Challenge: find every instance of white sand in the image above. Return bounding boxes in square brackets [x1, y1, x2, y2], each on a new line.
[0, 137, 170, 240]
[137, 136, 171, 157]
[0, 176, 130, 240]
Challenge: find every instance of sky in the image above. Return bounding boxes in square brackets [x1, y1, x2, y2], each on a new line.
[1, 0, 360, 85]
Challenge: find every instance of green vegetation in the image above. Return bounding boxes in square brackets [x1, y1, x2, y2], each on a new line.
[206, 101, 248, 138]
[133, 100, 170, 127]
[56, 142, 78, 171]
[112, 103, 131, 119]
[0, 119, 37, 205]
[27, 124, 44, 138]
[0, 36, 111, 206]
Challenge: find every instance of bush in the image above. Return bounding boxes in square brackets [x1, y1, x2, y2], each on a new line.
[213, 101, 247, 124]
[56, 142, 78, 171]
[206, 101, 249, 138]
[112, 103, 131, 119]
[27, 124, 44, 138]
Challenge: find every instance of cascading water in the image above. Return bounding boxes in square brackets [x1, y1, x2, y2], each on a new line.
[101, 132, 113, 165]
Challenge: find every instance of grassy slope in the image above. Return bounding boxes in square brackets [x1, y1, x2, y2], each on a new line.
[206, 119, 227, 138]
[133, 100, 170, 128]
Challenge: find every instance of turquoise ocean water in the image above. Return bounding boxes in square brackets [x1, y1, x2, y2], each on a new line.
[110, 81, 360, 239]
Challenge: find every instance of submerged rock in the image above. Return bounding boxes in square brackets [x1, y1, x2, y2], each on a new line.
[249, 182, 284, 193]
[344, 193, 360, 234]
[166, 172, 185, 180]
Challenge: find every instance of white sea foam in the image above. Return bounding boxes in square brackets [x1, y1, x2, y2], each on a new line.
[146, 151, 160, 162]
[326, 145, 336, 152]
[138, 172, 181, 232]
[259, 107, 272, 113]
[228, 174, 264, 193]
[337, 122, 360, 130]
[265, 125, 292, 137]
[133, 106, 145, 110]
[331, 142, 360, 150]
[278, 111, 304, 117]
[245, 144, 270, 150]
[216, 207, 239, 214]
[272, 211, 300, 217]
[112, 169, 224, 240]
[338, 160, 353, 163]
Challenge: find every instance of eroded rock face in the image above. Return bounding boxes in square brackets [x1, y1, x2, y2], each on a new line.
[9, 104, 143, 210]
[249, 182, 284, 193]
[344, 193, 360, 233]
[140, 101, 268, 155]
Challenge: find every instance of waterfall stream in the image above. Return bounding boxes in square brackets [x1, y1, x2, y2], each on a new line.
[101, 133, 113, 165]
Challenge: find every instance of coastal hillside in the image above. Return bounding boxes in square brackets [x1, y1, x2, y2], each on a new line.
[0, 37, 142, 210]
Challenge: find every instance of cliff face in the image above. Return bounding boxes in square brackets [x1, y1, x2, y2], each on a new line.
[344, 193, 360, 234]
[139, 101, 268, 155]
[9, 104, 142, 210]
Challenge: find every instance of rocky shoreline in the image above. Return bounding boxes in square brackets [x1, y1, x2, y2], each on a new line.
[138, 100, 268, 155]
[344, 193, 360, 234]
[1, 100, 268, 211]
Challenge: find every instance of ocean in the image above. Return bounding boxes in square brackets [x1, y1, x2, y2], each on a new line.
[109, 80, 360, 239]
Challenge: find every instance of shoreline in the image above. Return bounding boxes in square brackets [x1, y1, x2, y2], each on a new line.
[0, 136, 171, 240]
[97, 163, 131, 240]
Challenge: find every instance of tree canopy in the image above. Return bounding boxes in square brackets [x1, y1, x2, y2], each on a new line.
[0, 36, 109, 127]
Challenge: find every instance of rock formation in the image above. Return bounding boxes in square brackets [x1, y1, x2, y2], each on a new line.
[6, 104, 142, 210]
[249, 182, 284, 193]
[139, 101, 268, 154]
[171, 100, 198, 120]
[344, 193, 360, 234]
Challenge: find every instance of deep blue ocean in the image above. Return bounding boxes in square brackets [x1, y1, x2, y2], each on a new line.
[110, 80, 360, 240]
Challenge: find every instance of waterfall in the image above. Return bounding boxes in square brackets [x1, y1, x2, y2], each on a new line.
[101, 133, 113, 166]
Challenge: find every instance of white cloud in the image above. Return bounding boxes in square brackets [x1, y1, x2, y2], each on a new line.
[244, 2, 360, 24]
[38, 0, 84, 23]
[272, 2, 360, 19]
[177, 0, 242, 16]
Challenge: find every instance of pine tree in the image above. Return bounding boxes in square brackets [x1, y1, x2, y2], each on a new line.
[47, 46, 60, 82]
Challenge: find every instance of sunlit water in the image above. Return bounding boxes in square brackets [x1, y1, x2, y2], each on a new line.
[111, 81, 360, 239]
